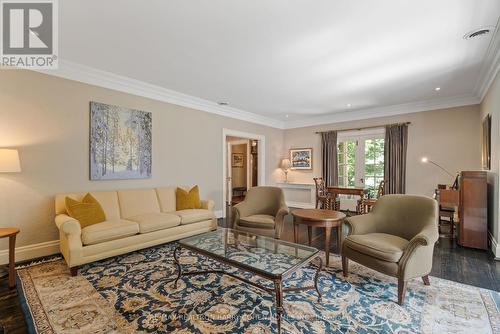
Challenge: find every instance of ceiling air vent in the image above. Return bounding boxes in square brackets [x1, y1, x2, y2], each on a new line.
[463, 27, 492, 40]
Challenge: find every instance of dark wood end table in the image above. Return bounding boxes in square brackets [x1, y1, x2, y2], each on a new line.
[0, 227, 20, 288]
[292, 209, 346, 267]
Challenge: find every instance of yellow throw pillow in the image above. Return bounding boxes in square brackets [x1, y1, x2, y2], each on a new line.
[65, 193, 106, 228]
[176, 186, 202, 210]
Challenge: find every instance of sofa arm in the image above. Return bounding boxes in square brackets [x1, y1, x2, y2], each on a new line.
[55, 214, 82, 236]
[55, 214, 83, 268]
[201, 199, 215, 211]
[344, 213, 377, 236]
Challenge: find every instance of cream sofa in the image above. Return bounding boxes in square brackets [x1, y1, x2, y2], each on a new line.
[54, 187, 217, 275]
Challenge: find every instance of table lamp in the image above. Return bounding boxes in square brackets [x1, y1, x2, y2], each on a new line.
[281, 158, 291, 182]
[0, 149, 21, 173]
[0, 149, 21, 279]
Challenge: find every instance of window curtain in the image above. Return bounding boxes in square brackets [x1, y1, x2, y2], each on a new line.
[384, 123, 408, 194]
[321, 131, 338, 187]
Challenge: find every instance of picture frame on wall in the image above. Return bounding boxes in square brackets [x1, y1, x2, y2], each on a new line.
[232, 153, 244, 168]
[482, 114, 491, 170]
[90, 101, 152, 180]
[290, 148, 312, 170]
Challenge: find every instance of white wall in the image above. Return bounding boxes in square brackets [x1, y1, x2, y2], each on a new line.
[0, 70, 284, 256]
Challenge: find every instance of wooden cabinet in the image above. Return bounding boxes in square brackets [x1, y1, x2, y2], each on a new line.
[458, 171, 488, 250]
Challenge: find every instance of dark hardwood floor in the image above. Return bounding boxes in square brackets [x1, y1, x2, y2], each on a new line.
[1, 212, 498, 333]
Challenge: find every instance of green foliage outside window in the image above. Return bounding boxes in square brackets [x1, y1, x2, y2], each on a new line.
[365, 139, 385, 197]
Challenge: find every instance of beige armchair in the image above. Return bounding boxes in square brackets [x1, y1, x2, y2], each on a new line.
[232, 186, 289, 239]
[341, 194, 438, 305]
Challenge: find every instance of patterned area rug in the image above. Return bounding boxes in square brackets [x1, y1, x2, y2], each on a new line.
[17, 242, 499, 333]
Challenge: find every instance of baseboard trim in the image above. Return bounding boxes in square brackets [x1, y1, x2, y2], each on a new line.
[286, 201, 315, 209]
[0, 240, 60, 265]
[488, 232, 500, 260]
[214, 210, 224, 218]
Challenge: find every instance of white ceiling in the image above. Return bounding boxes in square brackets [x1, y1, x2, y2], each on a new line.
[54, 0, 500, 128]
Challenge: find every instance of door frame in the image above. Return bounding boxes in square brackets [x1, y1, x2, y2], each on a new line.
[222, 129, 266, 218]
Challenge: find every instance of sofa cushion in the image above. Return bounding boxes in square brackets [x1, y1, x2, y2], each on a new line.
[128, 213, 181, 233]
[56, 191, 121, 220]
[65, 193, 106, 228]
[156, 187, 176, 213]
[174, 209, 215, 225]
[238, 214, 275, 229]
[343, 233, 409, 263]
[176, 186, 202, 210]
[81, 220, 139, 245]
[117, 189, 161, 218]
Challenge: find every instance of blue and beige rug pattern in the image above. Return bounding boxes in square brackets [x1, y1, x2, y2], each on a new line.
[16, 242, 499, 333]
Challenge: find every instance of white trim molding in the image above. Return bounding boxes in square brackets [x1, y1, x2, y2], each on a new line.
[276, 182, 316, 209]
[475, 18, 500, 101]
[0, 240, 60, 265]
[214, 210, 224, 219]
[222, 129, 266, 218]
[32, 35, 500, 131]
[489, 232, 500, 260]
[35, 60, 285, 129]
[284, 94, 480, 129]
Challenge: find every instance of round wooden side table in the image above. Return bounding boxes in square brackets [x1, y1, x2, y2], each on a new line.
[0, 227, 20, 288]
[291, 209, 346, 267]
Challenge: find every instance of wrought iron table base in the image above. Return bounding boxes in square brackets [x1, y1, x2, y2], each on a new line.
[172, 246, 323, 333]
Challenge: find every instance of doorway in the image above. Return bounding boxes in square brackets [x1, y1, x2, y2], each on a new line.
[222, 129, 265, 223]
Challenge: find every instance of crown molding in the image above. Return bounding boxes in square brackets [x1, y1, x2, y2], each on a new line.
[32, 59, 487, 131]
[34, 60, 286, 129]
[284, 94, 480, 129]
[474, 18, 500, 101]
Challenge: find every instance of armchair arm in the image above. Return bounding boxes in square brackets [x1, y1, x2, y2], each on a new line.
[402, 225, 438, 254]
[232, 201, 255, 219]
[55, 214, 81, 236]
[398, 225, 438, 277]
[274, 205, 290, 239]
[201, 199, 215, 211]
[344, 213, 377, 236]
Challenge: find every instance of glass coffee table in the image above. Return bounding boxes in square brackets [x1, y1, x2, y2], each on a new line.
[173, 228, 323, 333]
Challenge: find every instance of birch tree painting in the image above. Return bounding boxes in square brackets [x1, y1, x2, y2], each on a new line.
[90, 102, 152, 180]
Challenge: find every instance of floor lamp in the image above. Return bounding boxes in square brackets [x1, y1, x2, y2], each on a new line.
[421, 157, 458, 188]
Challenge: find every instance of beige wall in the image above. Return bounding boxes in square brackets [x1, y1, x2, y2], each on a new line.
[480, 70, 500, 245]
[0, 70, 284, 252]
[283, 105, 482, 197]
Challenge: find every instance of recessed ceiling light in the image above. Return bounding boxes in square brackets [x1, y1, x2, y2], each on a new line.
[435, 87, 441, 91]
[347, 104, 352, 107]
[463, 27, 492, 40]
[217, 101, 229, 106]
[285, 114, 289, 118]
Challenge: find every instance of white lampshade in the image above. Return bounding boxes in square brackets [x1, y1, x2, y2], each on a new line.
[281, 158, 291, 170]
[0, 149, 21, 172]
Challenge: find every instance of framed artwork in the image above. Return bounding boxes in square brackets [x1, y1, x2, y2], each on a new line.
[90, 101, 152, 180]
[482, 114, 491, 170]
[290, 148, 312, 170]
[232, 153, 244, 168]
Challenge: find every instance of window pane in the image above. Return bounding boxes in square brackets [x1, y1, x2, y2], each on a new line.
[365, 138, 385, 197]
[337, 140, 356, 188]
